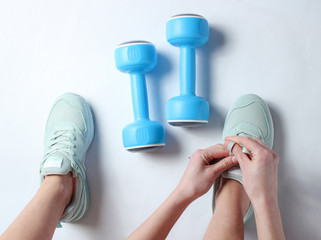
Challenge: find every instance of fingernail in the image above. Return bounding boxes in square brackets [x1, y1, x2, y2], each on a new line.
[232, 156, 238, 163]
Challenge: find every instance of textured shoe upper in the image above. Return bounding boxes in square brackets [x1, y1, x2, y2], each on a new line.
[222, 94, 274, 149]
[213, 94, 273, 225]
[46, 94, 89, 135]
[41, 125, 87, 178]
[40, 92, 94, 224]
[41, 93, 93, 178]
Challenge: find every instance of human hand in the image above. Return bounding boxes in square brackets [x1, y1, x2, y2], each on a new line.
[128, 144, 236, 240]
[175, 144, 238, 202]
[225, 136, 280, 206]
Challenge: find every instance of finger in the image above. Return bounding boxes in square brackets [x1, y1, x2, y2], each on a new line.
[205, 144, 226, 151]
[223, 140, 230, 149]
[230, 143, 251, 169]
[225, 136, 264, 155]
[210, 156, 238, 177]
[252, 137, 271, 150]
[200, 147, 230, 164]
[190, 148, 228, 165]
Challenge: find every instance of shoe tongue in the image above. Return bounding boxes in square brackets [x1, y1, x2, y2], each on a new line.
[41, 152, 72, 177]
[222, 166, 243, 184]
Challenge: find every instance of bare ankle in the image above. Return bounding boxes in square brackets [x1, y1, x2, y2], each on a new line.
[43, 173, 73, 207]
[216, 178, 250, 218]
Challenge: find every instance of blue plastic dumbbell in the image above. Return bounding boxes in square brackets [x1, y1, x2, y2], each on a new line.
[166, 14, 210, 127]
[115, 41, 165, 152]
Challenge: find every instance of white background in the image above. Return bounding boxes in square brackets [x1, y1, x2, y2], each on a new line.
[1, 0, 321, 239]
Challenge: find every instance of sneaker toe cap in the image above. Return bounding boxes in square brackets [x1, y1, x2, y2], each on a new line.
[46, 93, 89, 133]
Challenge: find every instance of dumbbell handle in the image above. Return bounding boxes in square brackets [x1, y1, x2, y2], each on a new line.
[130, 72, 150, 121]
[180, 46, 196, 96]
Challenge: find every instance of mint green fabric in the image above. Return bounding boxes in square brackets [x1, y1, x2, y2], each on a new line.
[213, 94, 274, 224]
[222, 94, 274, 149]
[40, 93, 94, 225]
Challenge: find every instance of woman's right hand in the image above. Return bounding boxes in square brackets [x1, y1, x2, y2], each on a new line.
[224, 136, 280, 206]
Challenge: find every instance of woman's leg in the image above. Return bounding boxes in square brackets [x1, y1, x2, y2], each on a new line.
[1, 93, 94, 240]
[0, 174, 73, 240]
[203, 178, 250, 240]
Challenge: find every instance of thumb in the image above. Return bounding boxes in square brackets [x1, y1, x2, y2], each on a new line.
[230, 143, 251, 171]
[210, 156, 238, 178]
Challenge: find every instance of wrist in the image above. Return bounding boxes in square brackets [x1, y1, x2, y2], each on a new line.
[171, 185, 196, 205]
[252, 194, 279, 215]
[252, 194, 285, 240]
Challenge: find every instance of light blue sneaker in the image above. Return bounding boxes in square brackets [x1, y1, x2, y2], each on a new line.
[40, 93, 94, 224]
[212, 94, 274, 224]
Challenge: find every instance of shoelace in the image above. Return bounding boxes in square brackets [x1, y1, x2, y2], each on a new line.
[45, 128, 77, 160]
[227, 132, 259, 156]
[42, 127, 87, 226]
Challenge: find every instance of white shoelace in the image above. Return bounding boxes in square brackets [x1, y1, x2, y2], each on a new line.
[45, 128, 77, 160]
[41, 127, 88, 225]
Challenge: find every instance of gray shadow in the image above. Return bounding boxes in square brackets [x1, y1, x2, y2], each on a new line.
[185, 104, 226, 137]
[269, 105, 321, 239]
[148, 52, 173, 123]
[269, 104, 290, 238]
[244, 104, 287, 239]
[187, 26, 227, 134]
[244, 104, 288, 237]
[241, 103, 285, 238]
[147, 52, 182, 156]
[268, 105, 286, 185]
[145, 127, 182, 158]
[244, 216, 258, 239]
[78, 104, 105, 228]
[198, 26, 226, 102]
